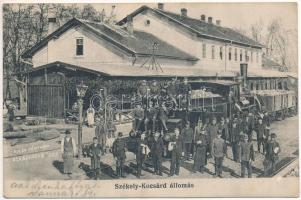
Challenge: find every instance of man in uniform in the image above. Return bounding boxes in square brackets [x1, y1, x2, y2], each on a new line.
[168, 128, 183, 176]
[150, 80, 160, 95]
[182, 122, 194, 160]
[167, 78, 179, 107]
[240, 134, 255, 178]
[150, 132, 164, 176]
[112, 132, 127, 178]
[230, 118, 241, 162]
[136, 132, 150, 178]
[133, 104, 144, 131]
[256, 118, 265, 154]
[137, 80, 149, 97]
[208, 117, 219, 158]
[89, 137, 102, 179]
[264, 133, 280, 176]
[144, 103, 158, 134]
[212, 131, 227, 178]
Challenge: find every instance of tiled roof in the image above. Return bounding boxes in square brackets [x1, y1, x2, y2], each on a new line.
[118, 6, 264, 48]
[22, 18, 198, 62]
[82, 20, 198, 60]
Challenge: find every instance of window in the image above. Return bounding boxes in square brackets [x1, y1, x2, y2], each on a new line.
[228, 47, 232, 60]
[234, 48, 237, 61]
[251, 51, 253, 62]
[76, 38, 84, 56]
[256, 52, 259, 63]
[245, 50, 248, 62]
[240, 49, 242, 61]
[219, 46, 223, 60]
[202, 43, 206, 58]
[211, 45, 215, 59]
[145, 19, 151, 26]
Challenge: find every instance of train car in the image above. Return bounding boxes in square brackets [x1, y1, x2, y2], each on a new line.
[251, 90, 297, 120]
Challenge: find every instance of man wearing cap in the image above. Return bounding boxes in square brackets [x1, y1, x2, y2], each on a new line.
[133, 104, 144, 131]
[89, 137, 102, 180]
[150, 80, 160, 97]
[112, 132, 127, 178]
[230, 118, 241, 162]
[193, 127, 208, 173]
[212, 131, 227, 178]
[208, 117, 219, 158]
[255, 118, 265, 154]
[136, 132, 150, 178]
[240, 134, 255, 178]
[182, 122, 194, 160]
[167, 78, 179, 107]
[150, 132, 164, 176]
[168, 128, 183, 176]
[61, 130, 77, 178]
[144, 103, 158, 133]
[263, 124, 271, 153]
[137, 80, 149, 97]
[219, 117, 229, 143]
[264, 133, 280, 176]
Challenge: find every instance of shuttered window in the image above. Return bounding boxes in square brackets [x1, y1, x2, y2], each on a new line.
[202, 44, 206, 58]
[76, 38, 84, 56]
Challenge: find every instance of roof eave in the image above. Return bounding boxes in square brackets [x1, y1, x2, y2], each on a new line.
[135, 53, 199, 61]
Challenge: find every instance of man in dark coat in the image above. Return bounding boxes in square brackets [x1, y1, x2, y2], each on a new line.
[256, 118, 265, 154]
[264, 133, 280, 176]
[212, 131, 227, 178]
[182, 122, 194, 160]
[158, 104, 169, 132]
[193, 128, 208, 173]
[219, 117, 229, 143]
[240, 134, 255, 178]
[95, 117, 107, 154]
[136, 132, 150, 178]
[150, 132, 164, 176]
[144, 103, 158, 133]
[112, 132, 127, 178]
[168, 128, 183, 176]
[208, 117, 219, 158]
[89, 137, 102, 179]
[247, 113, 255, 141]
[133, 104, 144, 131]
[230, 118, 241, 162]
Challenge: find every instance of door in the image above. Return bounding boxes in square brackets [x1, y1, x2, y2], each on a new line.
[27, 84, 65, 118]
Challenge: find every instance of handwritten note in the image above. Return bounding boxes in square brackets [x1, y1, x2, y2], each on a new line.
[9, 180, 100, 197]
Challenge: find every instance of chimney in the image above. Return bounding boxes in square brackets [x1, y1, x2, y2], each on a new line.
[216, 20, 221, 26]
[48, 12, 58, 35]
[208, 17, 213, 24]
[200, 14, 206, 21]
[158, 3, 164, 10]
[181, 8, 187, 17]
[126, 15, 133, 34]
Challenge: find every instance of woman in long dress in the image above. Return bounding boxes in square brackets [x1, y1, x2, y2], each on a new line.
[193, 128, 208, 173]
[61, 130, 77, 178]
[87, 105, 95, 127]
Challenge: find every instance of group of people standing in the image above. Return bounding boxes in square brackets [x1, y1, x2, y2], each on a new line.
[60, 110, 281, 179]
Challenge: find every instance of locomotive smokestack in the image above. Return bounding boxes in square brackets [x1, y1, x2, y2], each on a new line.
[240, 63, 248, 90]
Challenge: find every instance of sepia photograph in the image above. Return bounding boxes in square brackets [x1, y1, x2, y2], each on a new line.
[2, 1, 299, 198]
